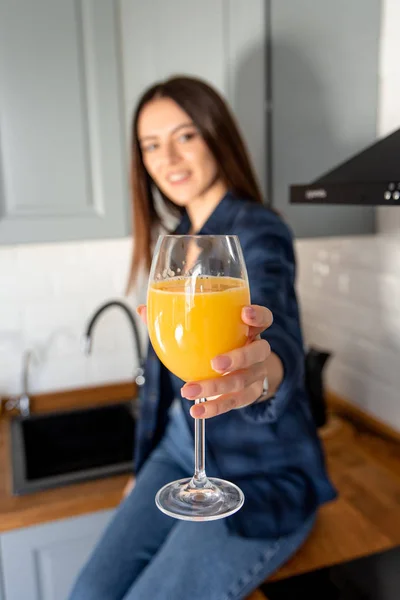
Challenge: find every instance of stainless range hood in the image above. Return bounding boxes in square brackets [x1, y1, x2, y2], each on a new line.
[290, 128, 400, 206]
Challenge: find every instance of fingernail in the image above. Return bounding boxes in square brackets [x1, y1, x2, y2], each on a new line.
[181, 383, 202, 398]
[191, 405, 205, 418]
[243, 306, 256, 320]
[211, 355, 232, 372]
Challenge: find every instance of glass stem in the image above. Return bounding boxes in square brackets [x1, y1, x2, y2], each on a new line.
[193, 398, 207, 485]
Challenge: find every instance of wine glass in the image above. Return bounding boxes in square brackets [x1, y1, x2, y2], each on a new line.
[147, 235, 250, 521]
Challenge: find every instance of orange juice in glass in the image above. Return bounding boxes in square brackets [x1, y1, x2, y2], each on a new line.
[147, 235, 249, 521]
[148, 275, 250, 382]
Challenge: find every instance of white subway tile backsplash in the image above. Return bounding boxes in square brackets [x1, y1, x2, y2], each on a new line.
[300, 267, 400, 313]
[33, 355, 89, 396]
[305, 316, 400, 390]
[325, 360, 369, 411]
[0, 358, 22, 396]
[0, 301, 23, 333]
[297, 236, 400, 279]
[380, 313, 400, 352]
[377, 209, 400, 235]
[0, 331, 25, 361]
[85, 351, 137, 387]
[23, 299, 82, 340]
[326, 358, 400, 431]
[0, 236, 139, 396]
[297, 232, 400, 431]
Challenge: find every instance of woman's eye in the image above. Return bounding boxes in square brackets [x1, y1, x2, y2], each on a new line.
[178, 132, 196, 143]
[142, 143, 158, 153]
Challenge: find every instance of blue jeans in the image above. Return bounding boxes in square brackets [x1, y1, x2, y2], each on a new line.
[69, 408, 316, 600]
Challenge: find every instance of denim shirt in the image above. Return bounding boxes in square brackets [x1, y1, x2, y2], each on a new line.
[135, 192, 337, 539]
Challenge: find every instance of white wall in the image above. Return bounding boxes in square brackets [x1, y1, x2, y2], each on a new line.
[0, 238, 147, 396]
[376, 0, 400, 234]
[295, 0, 400, 431]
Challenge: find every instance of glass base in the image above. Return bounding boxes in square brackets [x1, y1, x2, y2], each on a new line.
[155, 477, 244, 521]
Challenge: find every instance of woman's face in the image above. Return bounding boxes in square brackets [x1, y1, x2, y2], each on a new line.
[137, 97, 221, 207]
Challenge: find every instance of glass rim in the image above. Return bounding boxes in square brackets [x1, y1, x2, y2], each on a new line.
[157, 234, 240, 240]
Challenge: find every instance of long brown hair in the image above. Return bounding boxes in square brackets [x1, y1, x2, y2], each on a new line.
[127, 75, 264, 291]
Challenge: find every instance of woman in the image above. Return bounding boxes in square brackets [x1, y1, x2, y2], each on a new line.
[70, 76, 336, 600]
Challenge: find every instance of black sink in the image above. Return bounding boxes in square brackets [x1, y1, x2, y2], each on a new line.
[10, 403, 135, 495]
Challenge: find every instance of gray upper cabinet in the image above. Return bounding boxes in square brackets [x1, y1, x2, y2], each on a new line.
[120, 0, 267, 197]
[270, 0, 381, 237]
[1, 0, 266, 246]
[225, 0, 267, 199]
[6, 0, 379, 243]
[0, 0, 129, 244]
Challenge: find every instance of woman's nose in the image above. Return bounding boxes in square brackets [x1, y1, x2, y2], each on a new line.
[159, 141, 180, 166]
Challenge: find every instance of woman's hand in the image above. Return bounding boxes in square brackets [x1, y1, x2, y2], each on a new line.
[137, 304, 276, 419]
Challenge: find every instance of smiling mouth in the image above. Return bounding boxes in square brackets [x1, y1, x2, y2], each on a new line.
[167, 171, 191, 185]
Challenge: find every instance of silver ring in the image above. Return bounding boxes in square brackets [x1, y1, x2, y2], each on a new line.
[233, 376, 269, 409]
[254, 376, 269, 404]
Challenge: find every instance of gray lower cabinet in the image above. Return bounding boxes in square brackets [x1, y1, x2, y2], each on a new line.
[0, 551, 4, 600]
[0, 510, 114, 600]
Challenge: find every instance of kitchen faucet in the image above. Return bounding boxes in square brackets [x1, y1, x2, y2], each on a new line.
[4, 349, 38, 417]
[83, 300, 145, 387]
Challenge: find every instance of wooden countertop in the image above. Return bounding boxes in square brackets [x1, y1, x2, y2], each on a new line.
[0, 382, 400, 588]
[270, 406, 400, 581]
